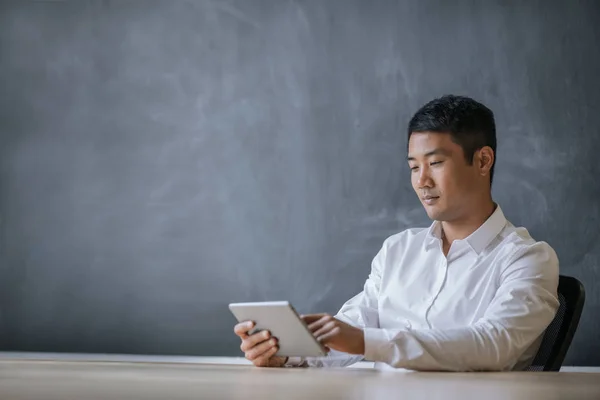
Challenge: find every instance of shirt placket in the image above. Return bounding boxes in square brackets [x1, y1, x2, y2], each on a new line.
[424, 256, 449, 329]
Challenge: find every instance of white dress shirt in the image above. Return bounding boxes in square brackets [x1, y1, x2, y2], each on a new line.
[287, 205, 559, 371]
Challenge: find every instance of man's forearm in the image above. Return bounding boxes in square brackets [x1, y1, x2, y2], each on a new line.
[363, 321, 540, 371]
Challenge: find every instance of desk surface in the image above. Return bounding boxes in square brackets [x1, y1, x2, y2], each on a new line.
[1, 354, 599, 400]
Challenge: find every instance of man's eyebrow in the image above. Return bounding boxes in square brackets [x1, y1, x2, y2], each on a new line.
[407, 148, 452, 161]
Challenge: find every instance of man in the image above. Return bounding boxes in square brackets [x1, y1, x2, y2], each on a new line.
[234, 95, 559, 371]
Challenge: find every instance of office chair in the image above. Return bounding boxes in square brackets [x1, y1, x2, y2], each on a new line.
[527, 275, 585, 371]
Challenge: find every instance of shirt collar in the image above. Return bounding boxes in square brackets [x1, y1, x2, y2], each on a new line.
[425, 205, 507, 255]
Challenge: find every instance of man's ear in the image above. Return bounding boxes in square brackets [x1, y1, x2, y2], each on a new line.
[477, 146, 495, 177]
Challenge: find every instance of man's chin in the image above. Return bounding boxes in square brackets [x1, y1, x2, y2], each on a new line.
[425, 208, 445, 221]
[425, 211, 436, 220]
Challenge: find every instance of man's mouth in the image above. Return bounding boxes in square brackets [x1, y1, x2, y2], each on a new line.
[422, 195, 440, 205]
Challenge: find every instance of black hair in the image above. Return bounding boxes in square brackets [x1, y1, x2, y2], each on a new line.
[408, 95, 497, 185]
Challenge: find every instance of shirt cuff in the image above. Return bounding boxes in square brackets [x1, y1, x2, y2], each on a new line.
[363, 327, 394, 363]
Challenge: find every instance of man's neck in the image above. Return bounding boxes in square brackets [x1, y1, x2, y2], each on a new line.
[441, 200, 496, 249]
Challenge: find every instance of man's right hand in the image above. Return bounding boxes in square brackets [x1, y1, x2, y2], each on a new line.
[234, 321, 287, 367]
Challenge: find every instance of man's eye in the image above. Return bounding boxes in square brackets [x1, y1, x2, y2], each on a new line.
[430, 161, 443, 166]
[410, 166, 419, 171]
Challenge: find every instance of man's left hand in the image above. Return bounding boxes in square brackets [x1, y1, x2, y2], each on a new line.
[301, 314, 365, 355]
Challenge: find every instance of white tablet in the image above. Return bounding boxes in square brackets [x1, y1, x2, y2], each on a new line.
[229, 301, 328, 357]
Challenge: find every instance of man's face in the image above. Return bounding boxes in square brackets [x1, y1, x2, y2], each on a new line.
[407, 132, 481, 221]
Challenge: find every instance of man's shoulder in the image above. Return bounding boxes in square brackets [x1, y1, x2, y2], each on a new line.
[495, 223, 559, 276]
[499, 223, 557, 259]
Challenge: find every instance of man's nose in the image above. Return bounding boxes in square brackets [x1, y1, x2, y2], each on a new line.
[417, 168, 433, 188]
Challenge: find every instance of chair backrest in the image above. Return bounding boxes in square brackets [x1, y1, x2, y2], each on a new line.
[527, 275, 585, 371]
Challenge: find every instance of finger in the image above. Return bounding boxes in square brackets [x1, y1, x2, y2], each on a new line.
[307, 315, 333, 332]
[246, 337, 278, 361]
[254, 345, 279, 367]
[234, 321, 255, 338]
[312, 320, 337, 338]
[241, 329, 271, 352]
[301, 314, 327, 324]
[253, 345, 279, 367]
[317, 326, 341, 343]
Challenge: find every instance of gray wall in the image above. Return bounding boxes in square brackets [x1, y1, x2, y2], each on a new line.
[1, 0, 599, 365]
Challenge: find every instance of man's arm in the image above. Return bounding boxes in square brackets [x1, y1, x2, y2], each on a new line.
[286, 238, 389, 368]
[362, 243, 559, 371]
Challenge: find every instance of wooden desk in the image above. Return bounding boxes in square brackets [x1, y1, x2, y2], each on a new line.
[1, 354, 599, 400]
